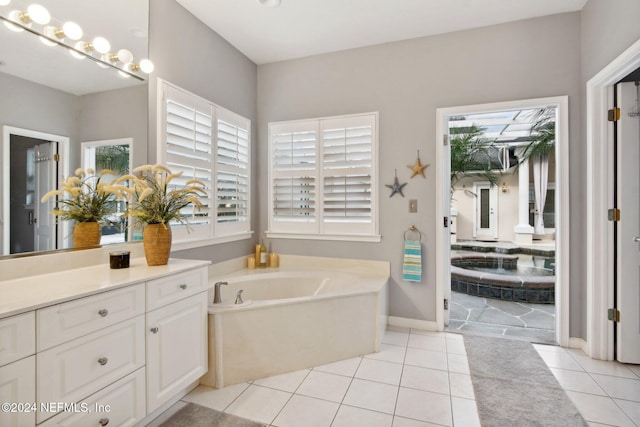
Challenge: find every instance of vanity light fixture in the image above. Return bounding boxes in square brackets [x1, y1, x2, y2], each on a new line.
[18, 4, 50, 25]
[0, 3, 153, 80]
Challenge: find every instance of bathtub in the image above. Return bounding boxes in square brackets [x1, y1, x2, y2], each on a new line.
[200, 256, 389, 389]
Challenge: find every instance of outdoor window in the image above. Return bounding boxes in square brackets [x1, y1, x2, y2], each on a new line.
[267, 113, 379, 241]
[158, 80, 251, 246]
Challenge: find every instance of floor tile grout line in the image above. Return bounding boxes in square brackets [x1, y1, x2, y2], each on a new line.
[327, 355, 365, 426]
[264, 368, 314, 426]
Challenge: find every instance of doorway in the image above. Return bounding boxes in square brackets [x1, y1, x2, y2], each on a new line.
[473, 182, 498, 240]
[587, 39, 640, 363]
[435, 96, 570, 347]
[1, 126, 70, 255]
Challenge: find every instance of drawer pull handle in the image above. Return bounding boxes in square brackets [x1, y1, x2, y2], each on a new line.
[99, 418, 109, 426]
[179, 284, 187, 290]
[98, 357, 108, 366]
[150, 327, 159, 334]
[98, 309, 109, 317]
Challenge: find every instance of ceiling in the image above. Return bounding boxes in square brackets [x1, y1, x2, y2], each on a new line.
[177, 0, 588, 65]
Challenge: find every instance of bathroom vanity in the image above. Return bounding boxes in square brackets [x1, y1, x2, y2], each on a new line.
[0, 256, 210, 427]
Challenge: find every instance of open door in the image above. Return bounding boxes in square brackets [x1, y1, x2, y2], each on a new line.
[34, 142, 57, 251]
[615, 81, 640, 364]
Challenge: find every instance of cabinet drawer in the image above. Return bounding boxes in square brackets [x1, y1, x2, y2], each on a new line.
[0, 356, 36, 427]
[37, 284, 145, 351]
[0, 311, 35, 367]
[37, 316, 145, 423]
[146, 268, 207, 311]
[40, 367, 146, 427]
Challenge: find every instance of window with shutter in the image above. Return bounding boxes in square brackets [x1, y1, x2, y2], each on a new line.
[158, 80, 251, 246]
[268, 113, 379, 241]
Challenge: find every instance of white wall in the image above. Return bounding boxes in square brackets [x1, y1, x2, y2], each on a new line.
[257, 12, 582, 323]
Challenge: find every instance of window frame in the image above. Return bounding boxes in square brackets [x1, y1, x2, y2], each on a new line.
[266, 112, 380, 242]
[157, 79, 252, 250]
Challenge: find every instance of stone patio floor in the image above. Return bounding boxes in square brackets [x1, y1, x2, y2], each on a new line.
[446, 291, 556, 344]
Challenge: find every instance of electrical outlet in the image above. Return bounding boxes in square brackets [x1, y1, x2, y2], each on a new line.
[409, 199, 417, 213]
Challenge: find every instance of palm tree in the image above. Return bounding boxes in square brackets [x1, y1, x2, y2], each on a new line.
[517, 108, 555, 164]
[450, 124, 500, 191]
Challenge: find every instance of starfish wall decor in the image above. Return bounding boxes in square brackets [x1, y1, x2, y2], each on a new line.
[386, 169, 407, 197]
[408, 149, 429, 178]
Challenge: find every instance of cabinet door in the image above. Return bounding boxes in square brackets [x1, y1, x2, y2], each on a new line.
[146, 292, 207, 413]
[0, 356, 36, 427]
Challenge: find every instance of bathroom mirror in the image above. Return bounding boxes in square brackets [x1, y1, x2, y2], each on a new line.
[0, 0, 149, 256]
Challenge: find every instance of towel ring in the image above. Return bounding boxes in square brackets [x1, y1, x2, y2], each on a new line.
[403, 225, 422, 241]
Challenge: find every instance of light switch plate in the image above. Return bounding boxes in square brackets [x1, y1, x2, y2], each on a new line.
[409, 199, 417, 213]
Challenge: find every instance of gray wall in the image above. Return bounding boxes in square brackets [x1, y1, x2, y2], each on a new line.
[148, 0, 258, 263]
[0, 72, 81, 147]
[80, 85, 148, 169]
[257, 13, 582, 325]
[577, 0, 640, 339]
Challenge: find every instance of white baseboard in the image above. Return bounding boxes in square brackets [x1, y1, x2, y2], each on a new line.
[388, 316, 438, 331]
[568, 337, 588, 354]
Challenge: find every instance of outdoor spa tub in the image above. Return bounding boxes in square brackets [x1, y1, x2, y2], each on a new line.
[200, 256, 389, 389]
[451, 254, 555, 304]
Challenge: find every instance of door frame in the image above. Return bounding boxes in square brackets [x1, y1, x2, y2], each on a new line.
[586, 38, 640, 360]
[473, 181, 498, 240]
[435, 96, 570, 347]
[1, 126, 70, 255]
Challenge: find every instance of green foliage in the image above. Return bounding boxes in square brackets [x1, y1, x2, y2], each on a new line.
[518, 109, 555, 163]
[450, 124, 500, 189]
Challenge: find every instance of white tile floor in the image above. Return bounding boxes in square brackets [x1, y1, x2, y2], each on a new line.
[181, 328, 480, 427]
[177, 329, 640, 427]
[534, 344, 640, 427]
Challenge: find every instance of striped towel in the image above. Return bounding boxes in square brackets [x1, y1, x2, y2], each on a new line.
[402, 239, 422, 282]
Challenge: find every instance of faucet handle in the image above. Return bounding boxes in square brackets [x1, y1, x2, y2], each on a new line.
[235, 289, 244, 305]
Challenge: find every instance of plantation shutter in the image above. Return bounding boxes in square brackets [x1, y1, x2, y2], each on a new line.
[161, 81, 252, 243]
[268, 113, 378, 238]
[163, 86, 213, 238]
[216, 108, 250, 234]
[321, 114, 376, 235]
[269, 122, 318, 233]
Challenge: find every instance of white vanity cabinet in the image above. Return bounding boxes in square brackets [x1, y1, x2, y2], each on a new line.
[0, 259, 210, 427]
[0, 312, 36, 427]
[145, 269, 208, 414]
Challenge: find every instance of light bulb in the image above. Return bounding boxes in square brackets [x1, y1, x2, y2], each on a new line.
[92, 37, 110, 54]
[62, 21, 82, 40]
[4, 10, 24, 32]
[118, 70, 131, 79]
[139, 58, 154, 74]
[116, 49, 133, 64]
[0, 0, 11, 6]
[69, 41, 86, 59]
[257, 0, 281, 7]
[26, 4, 50, 25]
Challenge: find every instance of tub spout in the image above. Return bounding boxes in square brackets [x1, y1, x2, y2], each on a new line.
[235, 290, 244, 305]
[213, 281, 228, 304]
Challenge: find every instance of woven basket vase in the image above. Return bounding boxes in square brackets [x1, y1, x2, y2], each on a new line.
[143, 224, 172, 266]
[73, 221, 102, 248]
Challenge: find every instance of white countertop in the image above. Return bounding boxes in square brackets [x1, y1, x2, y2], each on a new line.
[0, 258, 211, 319]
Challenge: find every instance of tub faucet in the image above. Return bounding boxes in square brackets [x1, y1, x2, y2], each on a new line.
[213, 281, 228, 304]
